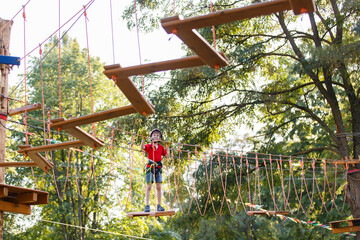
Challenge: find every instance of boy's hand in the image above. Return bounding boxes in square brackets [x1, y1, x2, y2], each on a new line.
[138, 129, 147, 138]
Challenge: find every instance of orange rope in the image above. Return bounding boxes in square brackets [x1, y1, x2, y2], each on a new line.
[133, 0, 145, 95]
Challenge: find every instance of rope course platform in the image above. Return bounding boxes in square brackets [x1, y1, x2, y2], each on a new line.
[7, 103, 42, 116]
[103, 64, 155, 116]
[247, 210, 290, 216]
[330, 218, 360, 234]
[127, 210, 176, 218]
[0, 184, 48, 215]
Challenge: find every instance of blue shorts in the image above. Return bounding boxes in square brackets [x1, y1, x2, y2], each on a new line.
[146, 169, 162, 184]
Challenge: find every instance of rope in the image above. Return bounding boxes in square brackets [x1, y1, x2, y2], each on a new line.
[109, 0, 116, 64]
[133, 0, 145, 95]
[37, 219, 152, 239]
[58, 0, 62, 118]
[0, 0, 31, 33]
[23, 5, 29, 145]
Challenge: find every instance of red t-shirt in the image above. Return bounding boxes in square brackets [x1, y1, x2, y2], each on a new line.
[144, 143, 167, 164]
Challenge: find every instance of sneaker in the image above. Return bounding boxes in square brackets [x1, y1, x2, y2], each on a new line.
[144, 205, 150, 212]
[157, 204, 165, 211]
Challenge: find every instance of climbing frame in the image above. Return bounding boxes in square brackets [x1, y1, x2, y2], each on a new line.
[0, 184, 48, 215]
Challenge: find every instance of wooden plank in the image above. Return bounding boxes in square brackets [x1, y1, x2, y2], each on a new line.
[0, 200, 31, 215]
[0, 162, 37, 167]
[0, 186, 8, 198]
[62, 127, 104, 149]
[330, 218, 360, 233]
[332, 226, 360, 234]
[50, 105, 137, 129]
[161, 0, 314, 34]
[17, 147, 53, 171]
[127, 210, 175, 218]
[34, 193, 49, 205]
[18, 140, 85, 153]
[103, 65, 155, 116]
[103, 55, 206, 78]
[16, 192, 37, 204]
[170, 27, 229, 68]
[8, 103, 42, 116]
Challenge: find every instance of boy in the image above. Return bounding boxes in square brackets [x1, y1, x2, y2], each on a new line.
[140, 129, 169, 212]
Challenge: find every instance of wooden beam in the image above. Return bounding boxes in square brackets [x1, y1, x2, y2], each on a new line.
[35, 193, 48, 205]
[330, 218, 360, 233]
[0, 200, 31, 215]
[18, 146, 53, 171]
[103, 65, 155, 116]
[127, 210, 176, 218]
[161, 0, 314, 33]
[8, 103, 42, 116]
[18, 140, 85, 153]
[0, 162, 37, 167]
[103, 55, 207, 78]
[16, 192, 37, 204]
[50, 105, 137, 129]
[0, 187, 8, 198]
[163, 24, 229, 68]
[61, 127, 104, 149]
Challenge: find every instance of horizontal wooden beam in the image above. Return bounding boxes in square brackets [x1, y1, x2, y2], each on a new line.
[16, 192, 38, 204]
[18, 146, 53, 170]
[0, 184, 49, 205]
[103, 65, 155, 116]
[161, 0, 314, 33]
[18, 141, 85, 153]
[50, 105, 137, 129]
[8, 103, 42, 116]
[104, 55, 207, 78]
[0, 186, 8, 198]
[0, 200, 31, 215]
[247, 211, 289, 216]
[0, 162, 37, 167]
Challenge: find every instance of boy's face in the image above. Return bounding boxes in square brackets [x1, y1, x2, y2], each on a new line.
[151, 131, 161, 141]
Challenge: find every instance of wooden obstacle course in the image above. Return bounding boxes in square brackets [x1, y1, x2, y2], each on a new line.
[103, 64, 155, 116]
[247, 210, 289, 216]
[0, 184, 48, 215]
[18, 145, 54, 170]
[161, 0, 315, 33]
[8, 103, 42, 116]
[127, 210, 176, 218]
[330, 218, 360, 234]
[103, 55, 208, 78]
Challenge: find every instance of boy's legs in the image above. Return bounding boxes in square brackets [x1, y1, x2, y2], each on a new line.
[156, 183, 162, 205]
[145, 183, 152, 205]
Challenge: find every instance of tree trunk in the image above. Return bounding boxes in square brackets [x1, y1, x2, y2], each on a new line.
[0, 18, 13, 240]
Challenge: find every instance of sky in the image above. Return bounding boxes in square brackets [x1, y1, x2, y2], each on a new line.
[0, 0, 184, 85]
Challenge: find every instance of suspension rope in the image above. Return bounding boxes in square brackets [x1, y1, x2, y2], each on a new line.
[109, 0, 116, 64]
[133, 0, 145, 95]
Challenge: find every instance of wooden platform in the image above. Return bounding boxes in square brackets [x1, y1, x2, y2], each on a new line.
[50, 105, 137, 129]
[330, 218, 360, 234]
[247, 210, 289, 216]
[8, 103, 42, 116]
[0, 162, 37, 167]
[103, 65, 155, 116]
[18, 145, 54, 171]
[103, 55, 208, 78]
[0, 184, 48, 215]
[161, 0, 315, 33]
[127, 210, 176, 218]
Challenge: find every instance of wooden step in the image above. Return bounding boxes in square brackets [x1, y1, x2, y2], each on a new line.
[104, 55, 206, 78]
[330, 218, 360, 234]
[8, 103, 42, 116]
[0, 184, 49, 215]
[18, 145, 53, 171]
[50, 105, 137, 129]
[103, 65, 155, 116]
[18, 140, 85, 153]
[60, 127, 104, 149]
[247, 210, 289, 216]
[161, 0, 314, 33]
[127, 210, 176, 218]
